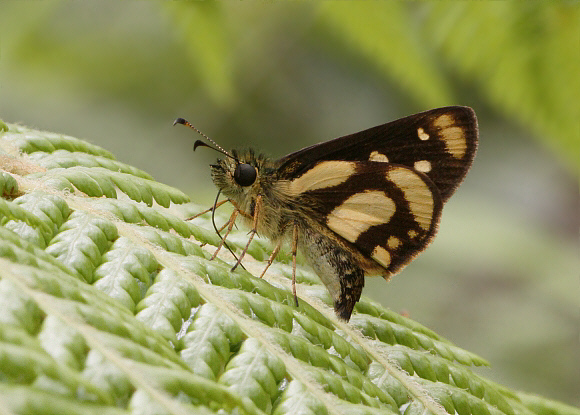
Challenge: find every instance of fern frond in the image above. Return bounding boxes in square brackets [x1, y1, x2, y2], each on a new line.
[0, 121, 577, 415]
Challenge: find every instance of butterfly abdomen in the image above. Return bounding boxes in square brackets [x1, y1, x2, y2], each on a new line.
[299, 225, 367, 320]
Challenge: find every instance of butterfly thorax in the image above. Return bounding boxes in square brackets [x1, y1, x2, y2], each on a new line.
[210, 149, 298, 241]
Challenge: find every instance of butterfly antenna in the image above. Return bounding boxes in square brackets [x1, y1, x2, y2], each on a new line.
[173, 118, 237, 161]
[211, 190, 246, 271]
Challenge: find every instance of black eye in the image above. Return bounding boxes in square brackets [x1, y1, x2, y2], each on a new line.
[233, 163, 257, 187]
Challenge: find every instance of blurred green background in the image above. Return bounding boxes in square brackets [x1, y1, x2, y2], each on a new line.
[1, 1, 578, 406]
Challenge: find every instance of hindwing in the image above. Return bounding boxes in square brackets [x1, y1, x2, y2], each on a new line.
[285, 161, 443, 275]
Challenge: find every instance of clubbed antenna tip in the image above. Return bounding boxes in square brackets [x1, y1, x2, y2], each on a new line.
[173, 117, 237, 161]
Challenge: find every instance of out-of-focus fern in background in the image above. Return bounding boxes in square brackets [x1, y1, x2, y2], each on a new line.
[0, 0, 578, 407]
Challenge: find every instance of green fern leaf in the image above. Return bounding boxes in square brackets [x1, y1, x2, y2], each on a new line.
[0, 120, 578, 415]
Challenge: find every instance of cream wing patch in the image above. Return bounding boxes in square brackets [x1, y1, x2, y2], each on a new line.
[386, 167, 434, 231]
[433, 114, 467, 159]
[287, 161, 356, 196]
[372, 246, 391, 268]
[414, 160, 431, 173]
[387, 236, 401, 250]
[417, 127, 430, 141]
[327, 190, 396, 244]
[369, 151, 389, 162]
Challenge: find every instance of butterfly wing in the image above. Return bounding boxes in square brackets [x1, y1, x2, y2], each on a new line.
[282, 160, 443, 275]
[277, 106, 478, 202]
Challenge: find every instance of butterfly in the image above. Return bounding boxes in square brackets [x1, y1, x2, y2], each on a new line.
[175, 106, 478, 321]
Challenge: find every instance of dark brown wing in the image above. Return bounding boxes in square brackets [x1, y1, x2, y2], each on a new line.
[277, 106, 478, 202]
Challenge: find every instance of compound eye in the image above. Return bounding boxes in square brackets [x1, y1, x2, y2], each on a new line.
[233, 163, 257, 187]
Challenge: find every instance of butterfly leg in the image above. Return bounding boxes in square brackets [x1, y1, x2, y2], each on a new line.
[259, 241, 282, 278]
[216, 216, 234, 233]
[231, 195, 262, 271]
[211, 209, 239, 260]
[291, 222, 299, 307]
[185, 199, 228, 221]
[199, 209, 235, 249]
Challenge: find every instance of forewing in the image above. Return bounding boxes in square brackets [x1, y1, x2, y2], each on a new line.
[288, 161, 443, 275]
[277, 106, 477, 202]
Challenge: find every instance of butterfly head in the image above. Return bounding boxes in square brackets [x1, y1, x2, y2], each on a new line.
[174, 118, 254, 187]
[210, 150, 258, 196]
